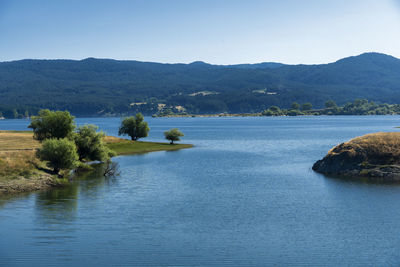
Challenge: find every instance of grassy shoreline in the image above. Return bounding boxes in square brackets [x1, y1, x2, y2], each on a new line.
[0, 131, 192, 195]
[104, 136, 193, 155]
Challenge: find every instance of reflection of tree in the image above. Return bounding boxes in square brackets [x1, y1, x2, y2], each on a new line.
[73, 162, 120, 194]
[35, 184, 79, 224]
[0, 192, 32, 209]
[34, 162, 120, 225]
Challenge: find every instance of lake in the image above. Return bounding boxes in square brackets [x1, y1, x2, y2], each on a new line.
[1, 116, 400, 266]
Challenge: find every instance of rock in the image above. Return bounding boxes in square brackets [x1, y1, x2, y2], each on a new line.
[313, 132, 400, 183]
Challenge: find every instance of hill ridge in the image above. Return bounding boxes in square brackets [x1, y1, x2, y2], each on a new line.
[0, 52, 399, 117]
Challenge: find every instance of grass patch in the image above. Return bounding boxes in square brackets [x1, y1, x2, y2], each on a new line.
[0, 130, 33, 133]
[0, 149, 57, 195]
[0, 131, 43, 182]
[0, 151, 41, 181]
[328, 132, 400, 165]
[104, 136, 193, 155]
[0, 131, 51, 192]
[0, 130, 40, 151]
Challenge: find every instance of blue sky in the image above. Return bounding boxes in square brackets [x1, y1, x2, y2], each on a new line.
[0, 0, 399, 64]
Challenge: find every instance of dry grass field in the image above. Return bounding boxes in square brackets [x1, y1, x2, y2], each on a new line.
[0, 131, 42, 181]
[0, 130, 40, 151]
[328, 132, 400, 164]
[0, 151, 40, 179]
[0, 131, 57, 194]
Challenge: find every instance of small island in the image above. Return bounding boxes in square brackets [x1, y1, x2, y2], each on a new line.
[313, 132, 400, 183]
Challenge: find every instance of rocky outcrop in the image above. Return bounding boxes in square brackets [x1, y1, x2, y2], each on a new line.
[313, 132, 400, 183]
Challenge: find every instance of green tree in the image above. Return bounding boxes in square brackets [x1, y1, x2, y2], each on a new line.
[301, 103, 313, 111]
[28, 109, 75, 141]
[354, 99, 368, 107]
[269, 106, 281, 113]
[118, 113, 150, 141]
[262, 106, 283, 116]
[37, 138, 78, 174]
[325, 100, 337, 108]
[164, 128, 184, 144]
[74, 125, 114, 162]
[291, 102, 300, 110]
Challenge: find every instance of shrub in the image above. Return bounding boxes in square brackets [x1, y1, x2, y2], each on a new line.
[74, 125, 113, 162]
[37, 138, 78, 174]
[29, 109, 75, 141]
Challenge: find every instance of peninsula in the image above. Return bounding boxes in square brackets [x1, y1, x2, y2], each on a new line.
[0, 131, 192, 195]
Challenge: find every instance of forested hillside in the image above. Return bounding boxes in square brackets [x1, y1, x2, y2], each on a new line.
[0, 52, 399, 117]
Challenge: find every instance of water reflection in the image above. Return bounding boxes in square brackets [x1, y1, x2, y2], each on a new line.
[0, 191, 32, 209]
[34, 162, 120, 225]
[35, 185, 79, 224]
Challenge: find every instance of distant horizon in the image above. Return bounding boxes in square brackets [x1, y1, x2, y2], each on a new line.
[0, 51, 396, 66]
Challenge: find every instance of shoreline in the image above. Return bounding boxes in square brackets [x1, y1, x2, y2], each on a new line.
[104, 136, 193, 155]
[0, 132, 193, 196]
[0, 173, 65, 195]
[153, 113, 400, 118]
[2, 113, 400, 120]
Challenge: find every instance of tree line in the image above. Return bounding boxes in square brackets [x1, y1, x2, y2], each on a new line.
[261, 99, 400, 116]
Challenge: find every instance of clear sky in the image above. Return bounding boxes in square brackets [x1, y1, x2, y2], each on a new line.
[0, 0, 400, 64]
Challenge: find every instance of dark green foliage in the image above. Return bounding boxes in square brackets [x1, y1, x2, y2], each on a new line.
[164, 128, 184, 144]
[1, 53, 400, 116]
[37, 138, 78, 174]
[291, 102, 300, 110]
[325, 100, 337, 108]
[286, 109, 305, 116]
[28, 109, 75, 141]
[301, 103, 313, 111]
[118, 113, 150, 141]
[261, 99, 400, 116]
[74, 125, 114, 162]
[29, 109, 119, 174]
[262, 106, 284, 116]
[340, 99, 395, 115]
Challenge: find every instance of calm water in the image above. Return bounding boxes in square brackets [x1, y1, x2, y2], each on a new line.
[1, 116, 400, 266]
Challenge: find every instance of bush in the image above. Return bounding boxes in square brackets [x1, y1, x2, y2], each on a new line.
[29, 109, 75, 141]
[301, 103, 313, 111]
[74, 125, 113, 162]
[37, 138, 78, 174]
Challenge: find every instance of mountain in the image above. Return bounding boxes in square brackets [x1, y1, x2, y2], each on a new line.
[0, 52, 400, 117]
[227, 62, 286, 69]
